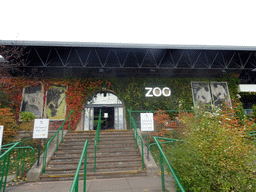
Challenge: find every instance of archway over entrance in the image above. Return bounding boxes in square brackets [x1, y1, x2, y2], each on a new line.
[83, 92, 125, 130]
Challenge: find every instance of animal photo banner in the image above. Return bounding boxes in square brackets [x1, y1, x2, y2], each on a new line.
[210, 82, 232, 108]
[191, 82, 212, 107]
[44, 84, 67, 120]
[20, 82, 44, 119]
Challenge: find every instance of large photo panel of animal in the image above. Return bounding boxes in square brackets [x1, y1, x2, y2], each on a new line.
[191, 82, 212, 107]
[210, 82, 232, 108]
[20, 82, 44, 120]
[44, 85, 67, 120]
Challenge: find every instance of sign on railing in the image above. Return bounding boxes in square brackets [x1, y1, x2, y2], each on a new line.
[33, 119, 49, 139]
[33, 119, 49, 166]
[140, 113, 154, 132]
[140, 113, 154, 160]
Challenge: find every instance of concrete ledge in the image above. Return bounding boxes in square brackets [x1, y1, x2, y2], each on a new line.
[135, 128, 160, 176]
[15, 130, 60, 140]
[27, 130, 68, 182]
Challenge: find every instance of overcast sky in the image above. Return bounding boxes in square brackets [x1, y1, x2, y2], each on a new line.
[1, 0, 255, 48]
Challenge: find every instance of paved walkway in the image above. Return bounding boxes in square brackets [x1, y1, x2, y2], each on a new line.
[5, 176, 175, 192]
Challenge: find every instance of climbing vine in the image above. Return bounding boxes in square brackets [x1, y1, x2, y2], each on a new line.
[0, 76, 240, 132]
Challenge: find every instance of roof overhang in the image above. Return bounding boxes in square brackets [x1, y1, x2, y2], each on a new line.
[1, 40, 256, 51]
[238, 84, 256, 92]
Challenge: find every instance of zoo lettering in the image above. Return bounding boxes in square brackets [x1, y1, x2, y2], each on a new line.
[145, 87, 171, 97]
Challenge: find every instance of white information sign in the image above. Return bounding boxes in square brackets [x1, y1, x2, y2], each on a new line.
[140, 113, 154, 131]
[0, 125, 4, 151]
[104, 113, 108, 118]
[33, 119, 49, 139]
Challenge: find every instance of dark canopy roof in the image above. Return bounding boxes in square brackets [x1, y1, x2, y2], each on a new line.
[1, 40, 256, 83]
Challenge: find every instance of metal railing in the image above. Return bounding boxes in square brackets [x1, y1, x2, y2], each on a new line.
[152, 136, 185, 192]
[70, 139, 89, 192]
[1, 145, 35, 178]
[129, 109, 193, 128]
[42, 110, 74, 174]
[0, 142, 34, 192]
[94, 109, 101, 173]
[0, 141, 21, 192]
[249, 131, 256, 137]
[127, 109, 145, 170]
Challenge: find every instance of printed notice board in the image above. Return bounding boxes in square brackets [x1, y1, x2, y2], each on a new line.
[33, 119, 49, 138]
[140, 113, 154, 131]
[0, 125, 3, 151]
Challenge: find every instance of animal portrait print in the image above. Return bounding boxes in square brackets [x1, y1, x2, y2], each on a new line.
[191, 82, 212, 107]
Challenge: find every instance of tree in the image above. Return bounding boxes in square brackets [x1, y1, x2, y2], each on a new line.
[0, 45, 27, 78]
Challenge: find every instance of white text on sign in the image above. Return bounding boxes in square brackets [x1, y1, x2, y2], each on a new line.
[145, 87, 171, 97]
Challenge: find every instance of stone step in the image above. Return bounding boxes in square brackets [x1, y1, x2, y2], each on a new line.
[47, 161, 142, 170]
[52, 153, 141, 162]
[39, 129, 145, 182]
[62, 137, 134, 143]
[58, 143, 136, 150]
[49, 156, 141, 165]
[40, 170, 147, 182]
[51, 151, 141, 160]
[55, 147, 138, 154]
[61, 139, 135, 145]
[45, 166, 143, 175]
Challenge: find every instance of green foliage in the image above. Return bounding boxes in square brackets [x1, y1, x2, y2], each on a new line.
[0, 108, 19, 144]
[20, 111, 37, 122]
[108, 77, 238, 112]
[236, 101, 245, 121]
[167, 105, 256, 191]
[253, 105, 256, 119]
[0, 89, 11, 109]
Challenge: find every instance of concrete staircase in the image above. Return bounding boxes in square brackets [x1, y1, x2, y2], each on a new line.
[40, 130, 146, 181]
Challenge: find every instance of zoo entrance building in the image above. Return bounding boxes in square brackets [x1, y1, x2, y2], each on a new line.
[1, 40, 256, 181]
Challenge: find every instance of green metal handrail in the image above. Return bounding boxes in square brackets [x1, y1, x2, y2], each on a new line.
[1, 146, 35, 179]
[94, 109, 101, 173]
[0, 141, 21, 192]
[249, 131, 256, 137]
[127, 109, 145, 170]
[42, 109, 74, 174]
[70, 139, 89, 192]
[148, 139, 180, 153]
[153, 136, 185, 192]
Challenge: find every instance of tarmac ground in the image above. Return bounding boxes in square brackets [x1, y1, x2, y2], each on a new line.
[4, 176, 176, 192]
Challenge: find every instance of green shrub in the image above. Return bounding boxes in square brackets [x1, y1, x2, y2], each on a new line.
[168, 105, 256, 191]
[20, 111, 37, 122]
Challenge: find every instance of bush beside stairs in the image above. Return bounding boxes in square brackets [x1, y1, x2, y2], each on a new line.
[40, 130, 147, 181]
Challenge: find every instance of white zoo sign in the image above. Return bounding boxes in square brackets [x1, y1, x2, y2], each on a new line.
[33, 119, 49, 138]
[140, 113, 154, 131]
[0, 125, 3, 151]
[145, 87, 171, 97]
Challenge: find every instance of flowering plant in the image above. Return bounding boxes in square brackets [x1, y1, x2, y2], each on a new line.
[167, 103, 256, 191]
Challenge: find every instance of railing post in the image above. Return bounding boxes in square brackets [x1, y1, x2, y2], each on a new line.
[62, 122, 64, 144]
[141, 138, 145, 170]
[69, 113, 71, 131]
[160, 152, 165, 192]
[16, 149, 21, 177]
[94, 143, 96, 173]
[56, 131, 59, 151]
[0, 155, 7, 191]
[3, 153, 11, 192]
[21, 149, 25, 178]
[84, 150, 87, 192]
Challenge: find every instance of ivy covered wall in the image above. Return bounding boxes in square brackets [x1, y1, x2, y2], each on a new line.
[108, 76, 239, 111]
[0, 76, 240, 131]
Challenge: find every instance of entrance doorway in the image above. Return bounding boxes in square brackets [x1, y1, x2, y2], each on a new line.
[94, 107, 114, 130]
[83, 92, 125, 130]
